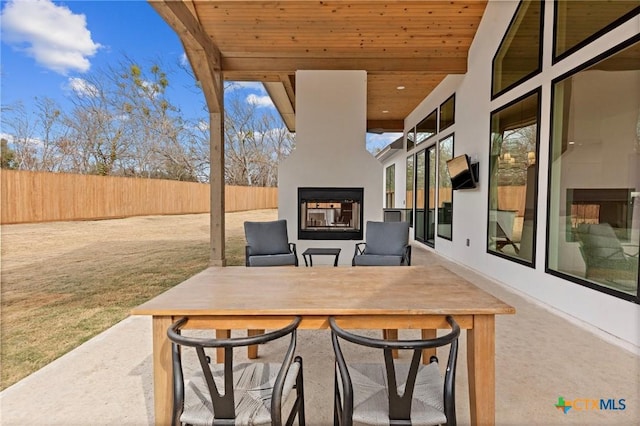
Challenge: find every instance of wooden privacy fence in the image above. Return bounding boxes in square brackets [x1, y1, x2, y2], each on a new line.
[1, 170, 278, 224]
[409, 186, 527, 215]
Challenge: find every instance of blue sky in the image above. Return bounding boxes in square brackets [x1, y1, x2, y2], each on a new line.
[0, 0, 398, 152]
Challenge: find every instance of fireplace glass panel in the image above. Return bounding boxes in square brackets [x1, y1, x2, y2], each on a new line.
[298, 188, 363, 240]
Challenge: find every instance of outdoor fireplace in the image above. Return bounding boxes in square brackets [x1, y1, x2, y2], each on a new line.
[298, 187, 363, 240]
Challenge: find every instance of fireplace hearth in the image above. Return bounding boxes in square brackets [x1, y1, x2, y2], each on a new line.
[298, 187, 364, 240]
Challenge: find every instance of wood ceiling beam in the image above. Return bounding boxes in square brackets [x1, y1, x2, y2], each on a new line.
[221, 57, 468, 74]
[149, 0, 223, 113]
[367, 120, 405, 132]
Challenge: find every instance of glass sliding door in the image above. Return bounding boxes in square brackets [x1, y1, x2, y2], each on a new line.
[427, 145, 437, 246]
[406, 155, 414, 228]
[415, 146, 437, 247]
[438, 135, 454, 240]
[415, 150, 426, 243]
[385, 164, 395, 208]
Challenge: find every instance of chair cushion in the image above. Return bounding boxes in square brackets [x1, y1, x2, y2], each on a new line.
[364, 221, 409, 256]
[577, 223, 627, 261]
[181, 362, 300, 426]
[345, 362, 446, 426]
[244, 220, 291, 255]
[353, 254, 403, 266]
[249, 253, 297, 267]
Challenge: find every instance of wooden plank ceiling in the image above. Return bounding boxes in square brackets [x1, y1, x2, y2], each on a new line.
[150, 0, 488, 132]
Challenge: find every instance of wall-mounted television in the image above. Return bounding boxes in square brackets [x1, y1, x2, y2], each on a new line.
[446, 154, 479, 190]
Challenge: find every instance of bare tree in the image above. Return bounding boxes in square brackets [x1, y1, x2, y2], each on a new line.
[1, 55, 293, 184]
[34, 97, 69, 172]
[0, 99, 68, 171]
[223, 90, 294, 186]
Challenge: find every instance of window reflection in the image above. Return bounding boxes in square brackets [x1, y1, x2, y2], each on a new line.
[406, 129, 415, 151]
[492, 0, 543, 97]
[416, 110, 437, 145]
[548, 39, 639, 298]
[406, 155, 414, 228]
[488, 90, 540, 265]
[427, 146, 437, 246]
[554, 1, 640, 61]
[385, 165, 395, 208]
[438, 135, 453, 240]
[415, 150, 426, 244]
[440, 95, 455, 132]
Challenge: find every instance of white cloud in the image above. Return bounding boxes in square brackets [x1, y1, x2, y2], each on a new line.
[246, 94, 273, 108]
[66, 77, 98, 97]
[227, 81, 266, 93]
[0, 0, 101, 75]
[180, 52, 189, 67]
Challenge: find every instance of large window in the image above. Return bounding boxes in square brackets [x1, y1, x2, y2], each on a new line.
[439, 95, 455, 132]
[385, 164, 395, 208]
[438, 135, 454, 240]
[488, 89, 540, 266]
[553, 1, 640, 62]
[491, 0, 544, 98]
[416, 110, 437, 145]
[547, 37, 640, 302]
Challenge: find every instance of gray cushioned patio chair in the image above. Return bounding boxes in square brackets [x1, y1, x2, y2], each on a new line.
[167, 316, 305, 426]
[329, 315, 460, 426]
[352, 221, 411, 266]
[245, 219, 298, 267]
[576, 222, 638, 282]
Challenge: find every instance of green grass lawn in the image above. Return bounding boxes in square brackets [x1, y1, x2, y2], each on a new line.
[0, 210, 274, 390]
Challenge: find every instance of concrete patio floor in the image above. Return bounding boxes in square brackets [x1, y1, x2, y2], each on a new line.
[1, 246, 638, 425]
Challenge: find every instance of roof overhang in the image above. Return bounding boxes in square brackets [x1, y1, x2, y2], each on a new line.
[149, 1, 489, 133]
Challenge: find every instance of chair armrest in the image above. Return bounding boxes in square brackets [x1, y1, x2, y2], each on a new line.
[289, 243, 299, 266]
[403, 245, 412, 266]
[352, 243, 367, 266]
[245, 245, 252, 267]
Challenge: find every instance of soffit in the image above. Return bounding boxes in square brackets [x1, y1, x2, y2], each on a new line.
[150, 0, 489, 132]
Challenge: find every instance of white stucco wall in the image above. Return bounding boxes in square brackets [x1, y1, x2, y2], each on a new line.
[278, 70, 383, 265]
[382, 0, 640, 351]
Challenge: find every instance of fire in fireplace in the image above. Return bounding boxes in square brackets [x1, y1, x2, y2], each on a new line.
[298, 187, 364, 240]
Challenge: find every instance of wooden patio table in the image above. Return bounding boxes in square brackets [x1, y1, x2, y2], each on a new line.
[132, 265, 515, 426]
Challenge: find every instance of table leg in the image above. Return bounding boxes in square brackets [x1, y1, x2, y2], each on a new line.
[467, 315, 496, 426]
[152, 316, 174, 426]
[216, 329, 230, 362]
[303, 254, 309, 267]
[421, 329, 437, 364]
[382, 329, 399, 358]
[247, 329, 265, 358]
